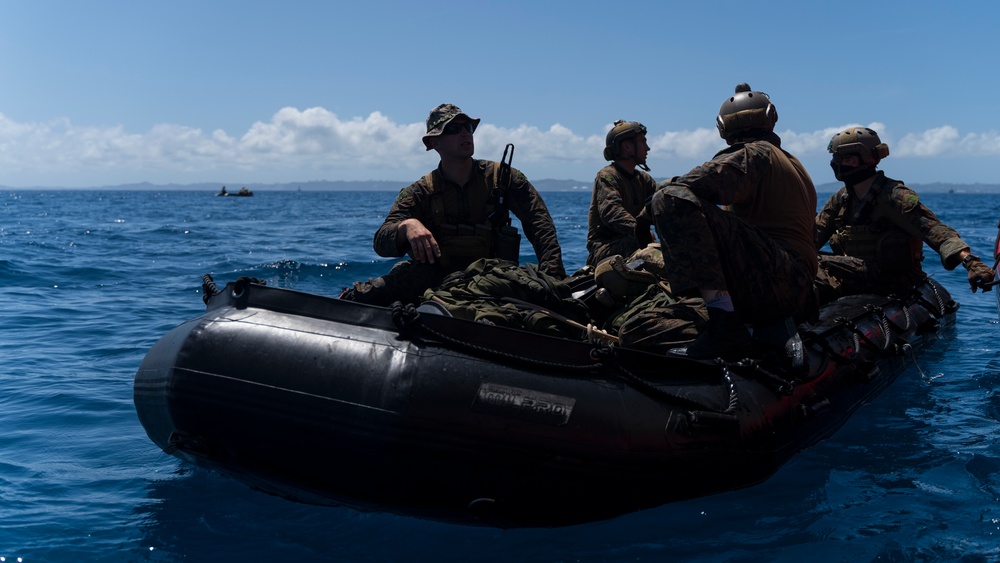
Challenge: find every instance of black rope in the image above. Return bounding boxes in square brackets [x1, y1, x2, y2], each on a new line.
[915, 279, 949, 317]
[884, 303, 913, 333]
[395, 303, 605, 373]
[390, 302, 419, 328]
[719, 366, 738, 414]
[734, 359, 796, 394]
[608, 358, 736, 414]
[397, 306, 739, 419]
[598, 349, 741, 425]
[878, 310, 896, 350]
[860, 305, 895, 352]
[201, 274, 219, 305]
[686, 365, 740, 427]
[844, 319, 892, 355]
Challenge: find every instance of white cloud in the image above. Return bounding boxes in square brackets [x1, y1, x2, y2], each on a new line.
[1, 109, 1000, 187]
[473, 123, 601, 164]
[896, 126, 1000, 157]
[649, 128, 725, 159]
[896, 126, 959, 157]
[956, 131, 1000, 156]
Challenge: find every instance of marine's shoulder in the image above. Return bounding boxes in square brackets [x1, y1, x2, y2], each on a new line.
[635, 168, 656, 184]
[403, 171, 437, 195]
[595, 164, 623, 183]
[880, 174, 919, 201]
[714, 137, 776, 159]
[822, 186, 850, 205]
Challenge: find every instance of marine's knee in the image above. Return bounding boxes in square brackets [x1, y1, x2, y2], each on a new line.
[649, 187, 699, 217]
[340, 276, 388, 304]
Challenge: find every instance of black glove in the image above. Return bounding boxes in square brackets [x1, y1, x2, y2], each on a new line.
[965, 257, 996, 292]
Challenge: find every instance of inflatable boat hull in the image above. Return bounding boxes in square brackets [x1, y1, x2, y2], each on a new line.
[134, 277, 956, 527]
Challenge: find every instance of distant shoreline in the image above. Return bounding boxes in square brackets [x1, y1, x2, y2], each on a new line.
[2, 180, 999, 194]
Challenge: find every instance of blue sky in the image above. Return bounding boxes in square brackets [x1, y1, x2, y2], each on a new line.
[0, 1, 997, 188]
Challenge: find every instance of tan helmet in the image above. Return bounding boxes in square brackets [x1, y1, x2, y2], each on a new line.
[716, 83, 778, 142]
[827, 127, 890, 165]
[603, 120, 647, 161]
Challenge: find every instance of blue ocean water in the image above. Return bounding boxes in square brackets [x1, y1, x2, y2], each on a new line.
[1, 189, 999, 562]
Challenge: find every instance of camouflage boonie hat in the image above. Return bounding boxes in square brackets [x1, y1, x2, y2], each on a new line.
[422, 103, 481, 150]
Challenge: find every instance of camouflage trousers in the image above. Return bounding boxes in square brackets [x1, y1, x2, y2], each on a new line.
[340, 259, 446, 307]
[815, 255, 924, 305]
[648, 186, 814, 324]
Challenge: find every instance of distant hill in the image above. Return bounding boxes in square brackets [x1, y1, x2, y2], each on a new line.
[3, 179, 1000, 193]
[813, 181, 1000, 194]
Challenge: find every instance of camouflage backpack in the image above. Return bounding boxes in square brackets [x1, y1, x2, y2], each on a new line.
[600, 244, 708, 353]
[423, 258, 593, 338]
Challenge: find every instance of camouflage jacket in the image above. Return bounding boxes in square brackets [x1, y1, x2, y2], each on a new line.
[662, 132, 818, 276]
[586, 163, 657, 265]
[373, 159, 566, 278]
[815, 171, 970, 270]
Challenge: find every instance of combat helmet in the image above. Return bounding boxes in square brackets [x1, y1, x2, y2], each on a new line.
[828, 127, 889, 185]
[594, 254, 657, 302]
[603, 120, 648, 161]
[827, 127, 889, 165]
[716, 83, 778, 142]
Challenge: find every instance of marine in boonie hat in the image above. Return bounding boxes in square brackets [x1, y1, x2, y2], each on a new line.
[421, 103, 481, 150]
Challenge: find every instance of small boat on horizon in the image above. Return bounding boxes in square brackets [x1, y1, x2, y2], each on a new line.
[216, 186, 253, 197]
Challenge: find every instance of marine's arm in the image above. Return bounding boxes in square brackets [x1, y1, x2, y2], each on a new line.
[373, 181, 440, 263]
[593, 170, 637, 237]
[878, 186, 968, 269]
[814, 190, 845, 250]
[876, 185, 995, 290]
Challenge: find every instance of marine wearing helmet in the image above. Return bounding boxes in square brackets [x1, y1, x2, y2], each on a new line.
[585, 119, 657, 266]
[603, 120, 650, 171]
[716, 83, 778, 144]
[815, 124, 996, 298]
[827, 127, 890, 186]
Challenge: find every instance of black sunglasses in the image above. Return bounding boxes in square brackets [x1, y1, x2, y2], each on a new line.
[442, 122, 475, 135]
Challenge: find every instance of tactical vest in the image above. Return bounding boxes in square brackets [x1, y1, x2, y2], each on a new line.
[828, 178, 920, 275]
[423, 162, 520, 270]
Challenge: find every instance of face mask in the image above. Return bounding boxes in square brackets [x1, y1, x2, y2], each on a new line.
[830, 160, 876, 186]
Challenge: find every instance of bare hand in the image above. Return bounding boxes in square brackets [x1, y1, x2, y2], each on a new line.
[398, 219, 441, 264]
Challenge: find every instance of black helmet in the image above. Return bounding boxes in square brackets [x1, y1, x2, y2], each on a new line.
[716, 83, 778, 142]
[603, 120, 647, 161]
[828, 127, 889, 165]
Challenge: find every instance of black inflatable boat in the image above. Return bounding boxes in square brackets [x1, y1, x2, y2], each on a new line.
[134, 275, 956, 528]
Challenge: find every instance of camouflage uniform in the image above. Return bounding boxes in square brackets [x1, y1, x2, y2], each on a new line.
[342, 160, 565, 306]
[585, 163, 657, 266]
[814, 171, 970, 302]
[648, 132, 818, 325]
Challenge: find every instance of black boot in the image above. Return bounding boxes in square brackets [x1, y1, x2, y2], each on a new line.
[684, 307, 754, 360]
[754, 317, 808, 377]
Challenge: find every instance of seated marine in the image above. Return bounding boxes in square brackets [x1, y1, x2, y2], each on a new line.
[585, 120, 657, 267]
[815, 127, 995, 303]
[341, 103, 566, 306]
